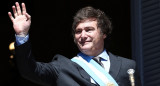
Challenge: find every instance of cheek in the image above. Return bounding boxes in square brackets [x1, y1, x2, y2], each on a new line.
[74, 35, 80, 42]
[93, 34, 103, 43]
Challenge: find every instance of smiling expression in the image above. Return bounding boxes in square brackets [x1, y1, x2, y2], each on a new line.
[74, 19, 106, 56]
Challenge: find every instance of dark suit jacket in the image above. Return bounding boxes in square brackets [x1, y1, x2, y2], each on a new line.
[15, 41, 141, 86]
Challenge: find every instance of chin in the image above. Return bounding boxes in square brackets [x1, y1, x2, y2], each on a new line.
[80, 45, 91, 50]
[79, 47, 92, 53]
[78, 43, 92, 52]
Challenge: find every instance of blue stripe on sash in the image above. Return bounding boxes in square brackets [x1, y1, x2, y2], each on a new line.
[72, 58, 105, 86]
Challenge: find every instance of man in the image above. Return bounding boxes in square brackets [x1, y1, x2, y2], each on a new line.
[8, 2, 141, 86]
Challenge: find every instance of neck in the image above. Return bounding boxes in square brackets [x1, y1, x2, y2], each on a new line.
[82, 48, 104, 57]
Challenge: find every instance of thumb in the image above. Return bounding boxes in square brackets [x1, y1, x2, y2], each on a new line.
[25, 13, 31, 21]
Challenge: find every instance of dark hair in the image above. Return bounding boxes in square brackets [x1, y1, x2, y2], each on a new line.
[72, 6, 112, 37]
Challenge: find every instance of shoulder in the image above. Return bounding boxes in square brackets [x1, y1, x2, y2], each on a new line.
[51, 54, 70, 62]
[108, 52, 136, 68]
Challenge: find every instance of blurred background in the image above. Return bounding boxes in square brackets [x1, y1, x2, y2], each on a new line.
[1, 0, 160, 86]
[1, 0, 131, 86]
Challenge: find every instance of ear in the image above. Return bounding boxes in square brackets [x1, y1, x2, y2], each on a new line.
[74, 38, 76, 43]
[73, 37, 77, 44]
[103, 34, 107, 39]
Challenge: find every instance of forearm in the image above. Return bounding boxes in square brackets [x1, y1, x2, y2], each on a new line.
[15, 40, 41, 84]
[15, 40, 55, 86]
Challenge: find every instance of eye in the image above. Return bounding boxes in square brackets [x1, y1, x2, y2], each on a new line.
[75, 29, 82, 34]
[85, 27, 94, 32]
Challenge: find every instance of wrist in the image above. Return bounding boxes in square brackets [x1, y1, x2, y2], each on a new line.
[16, 32, 28, 37]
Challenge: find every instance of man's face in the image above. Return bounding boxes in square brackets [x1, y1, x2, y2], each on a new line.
[74, 20, 106, 56]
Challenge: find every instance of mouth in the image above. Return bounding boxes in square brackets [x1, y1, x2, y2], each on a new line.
[79, 41, 90, 46]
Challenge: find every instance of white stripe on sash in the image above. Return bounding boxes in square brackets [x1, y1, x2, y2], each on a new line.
[72, 56, 118, 86]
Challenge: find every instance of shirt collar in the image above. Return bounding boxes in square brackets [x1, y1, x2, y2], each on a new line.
[98, 49, 109, 61]
[77, 49, 109, 62]
[77, 52, 93, 62]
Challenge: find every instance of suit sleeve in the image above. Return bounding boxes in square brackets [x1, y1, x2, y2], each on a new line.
[123, 58, 142, 86]
[15, 40, 59, 86]
[122, 57, 142, 86]
[115, 56, 142, 86]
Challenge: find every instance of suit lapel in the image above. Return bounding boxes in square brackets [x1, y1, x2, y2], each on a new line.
[108, 52, 121, 80]
[73, 52, 122, 82]
[74, 63, 91, 81]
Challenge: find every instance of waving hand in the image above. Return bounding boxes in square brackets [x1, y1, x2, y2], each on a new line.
[8, 2, 31, 37]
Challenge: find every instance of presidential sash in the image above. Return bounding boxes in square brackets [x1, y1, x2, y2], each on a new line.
[71, 56, 118, 86]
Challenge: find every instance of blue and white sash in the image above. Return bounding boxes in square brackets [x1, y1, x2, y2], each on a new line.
[71, 56, 118, 86]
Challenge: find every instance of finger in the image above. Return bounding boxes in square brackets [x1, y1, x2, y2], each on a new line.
[12, 6, 17, 17]
[8, 12, 14, 22]
[25, 13, 31, 21]
[15, 2, 22, 15]
[22, 3, 27, 15]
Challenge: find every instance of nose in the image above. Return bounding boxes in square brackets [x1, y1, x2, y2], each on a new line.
[81, 30, 87, 41]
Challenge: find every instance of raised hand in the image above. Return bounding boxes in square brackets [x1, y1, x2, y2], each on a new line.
[8, 2, 31, 37]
